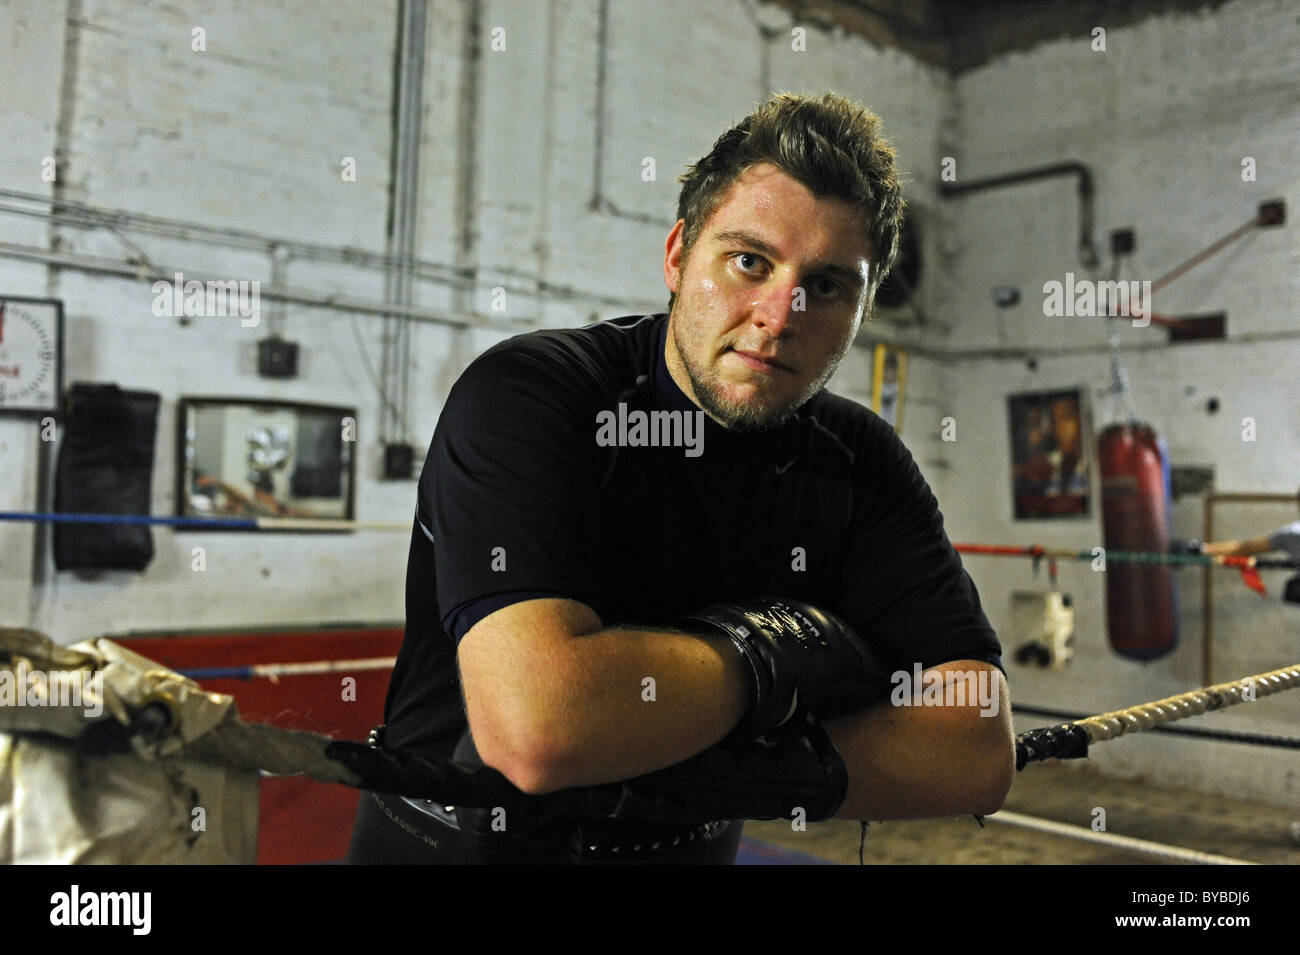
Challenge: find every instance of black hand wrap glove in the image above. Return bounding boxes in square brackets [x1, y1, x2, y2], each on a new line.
[1168, 538, 1203, 556]
[676, 595, 891, 743]
[326, 706, 848, 826]
[566, 708, 848, 824]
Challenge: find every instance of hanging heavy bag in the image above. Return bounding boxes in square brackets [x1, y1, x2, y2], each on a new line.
[1098, 422, 1178, 660]
[53, 383, 160, 571]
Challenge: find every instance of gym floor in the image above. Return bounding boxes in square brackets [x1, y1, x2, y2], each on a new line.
[745, 761, 1299, 864]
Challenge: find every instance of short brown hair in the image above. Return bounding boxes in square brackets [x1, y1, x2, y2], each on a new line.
[669, 91, 906, 314]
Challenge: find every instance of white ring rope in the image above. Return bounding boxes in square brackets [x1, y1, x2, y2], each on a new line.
[986, 810, 1257, 865]
[1079, 664, 1300, 743]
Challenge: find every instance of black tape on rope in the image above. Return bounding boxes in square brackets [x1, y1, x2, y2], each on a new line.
[1014, 722, 1090, 770]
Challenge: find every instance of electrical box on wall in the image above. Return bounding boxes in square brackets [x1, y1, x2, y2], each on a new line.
[1010, 590, 1074, 669]
[384, 442, 414, 480]
[258, 336, 299, 378]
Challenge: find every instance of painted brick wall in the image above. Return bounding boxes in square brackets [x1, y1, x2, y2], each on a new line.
[928, 0, 1299, 805]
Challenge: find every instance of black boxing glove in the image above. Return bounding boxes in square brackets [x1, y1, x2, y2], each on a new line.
[1168, 538, 1203, 556]
[1283, 574, 1300, 605]
[327, 707, 848, 826]
[585, 707, 849, 824]
[675, 596, 891, 743]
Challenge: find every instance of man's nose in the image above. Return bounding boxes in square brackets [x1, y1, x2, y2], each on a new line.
[749, 271, 801, 336]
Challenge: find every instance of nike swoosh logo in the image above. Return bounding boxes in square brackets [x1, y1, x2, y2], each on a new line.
[775, 458, 797, 475]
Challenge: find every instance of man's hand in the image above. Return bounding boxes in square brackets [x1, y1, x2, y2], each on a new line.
[677, 596, 892, 743]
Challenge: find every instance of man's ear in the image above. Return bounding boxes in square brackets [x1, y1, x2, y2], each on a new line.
[663, 219, 686, 294]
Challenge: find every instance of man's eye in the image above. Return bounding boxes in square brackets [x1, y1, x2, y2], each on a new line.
[812, 278, 844, 299]
[734, 253, 763, 272]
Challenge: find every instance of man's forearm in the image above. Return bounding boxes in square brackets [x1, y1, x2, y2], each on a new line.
[1203, 536, 1274, 557]
[824, 662, 1015, 820]
[472, 623, 751, 794]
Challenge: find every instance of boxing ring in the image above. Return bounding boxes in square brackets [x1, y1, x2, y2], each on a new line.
[1, 625, 1295, 864]
[2, 509, 1296, 864]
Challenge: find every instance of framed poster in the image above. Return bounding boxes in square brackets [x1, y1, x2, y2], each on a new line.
[1008, 389, 1091, 519]
[0, 297, 64, 416]
[870, 343, 906, 433]
[176, 398, 356, 527]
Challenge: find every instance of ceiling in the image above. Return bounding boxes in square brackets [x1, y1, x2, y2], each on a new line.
[759, 0, 1237, 73]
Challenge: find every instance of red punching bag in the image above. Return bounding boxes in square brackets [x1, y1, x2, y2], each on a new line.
[1098, 423, 1178, 660]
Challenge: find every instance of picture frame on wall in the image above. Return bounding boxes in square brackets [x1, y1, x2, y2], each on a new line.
[1007, 388, 1091, 519]
[870, 343, 906, 433]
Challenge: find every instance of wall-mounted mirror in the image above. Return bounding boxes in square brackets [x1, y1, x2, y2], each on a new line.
[176, 398, 356, 527]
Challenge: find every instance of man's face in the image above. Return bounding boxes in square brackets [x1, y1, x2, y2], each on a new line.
[663, 162, 875, 433]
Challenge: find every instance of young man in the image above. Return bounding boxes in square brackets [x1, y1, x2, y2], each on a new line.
[349, 92, 1014, 865]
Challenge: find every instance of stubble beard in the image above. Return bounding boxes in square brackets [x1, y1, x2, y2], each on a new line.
[670, 304, 836, 435]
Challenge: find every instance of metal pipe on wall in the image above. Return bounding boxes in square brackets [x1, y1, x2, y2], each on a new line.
[381, 0, 429, 445]
[0, 239, 518, 329]
[0, 189, 642, 310]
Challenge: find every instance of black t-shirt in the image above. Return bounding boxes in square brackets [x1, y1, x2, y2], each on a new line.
[382, 312, 1002, 759]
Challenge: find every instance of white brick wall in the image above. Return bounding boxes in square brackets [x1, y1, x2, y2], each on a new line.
[0, 0, 952, 638]
[928, 0, 1300, 806]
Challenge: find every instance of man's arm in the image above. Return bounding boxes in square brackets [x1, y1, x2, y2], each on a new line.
[1202, 536, 1275, 557]
[825, 660, 1015, 819]
[461, 598, 1013, 821]
[458, 597, 752, 794]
